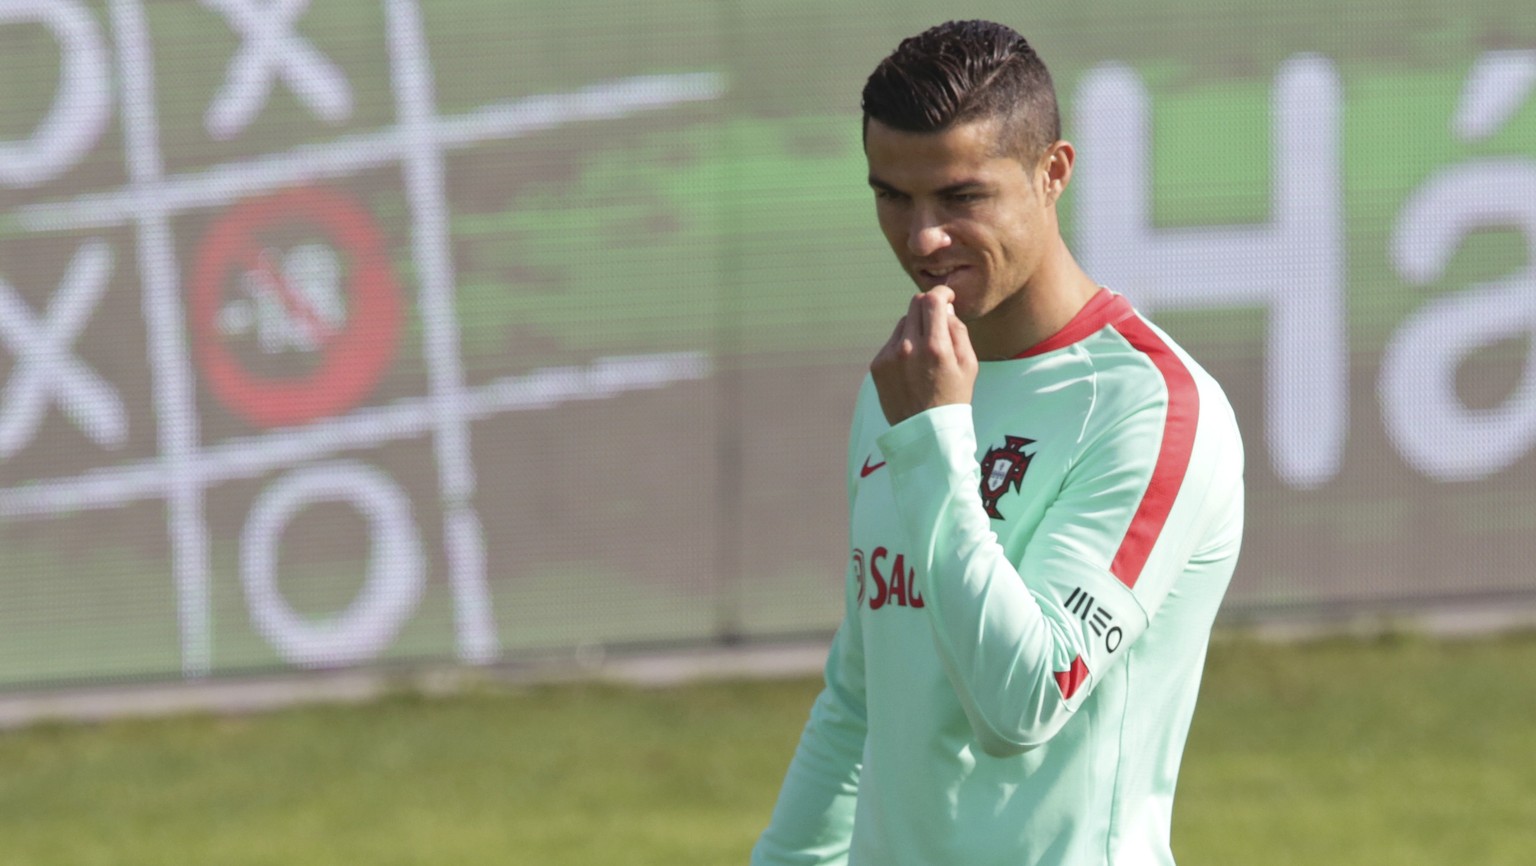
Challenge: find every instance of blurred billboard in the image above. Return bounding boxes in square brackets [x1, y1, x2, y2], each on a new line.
[1, 0, 1533, 688]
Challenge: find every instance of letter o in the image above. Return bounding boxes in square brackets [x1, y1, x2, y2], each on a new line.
[1105, 627, 1123, 654]
[0, 0, 112, 187]
[240, 461, 425, 668]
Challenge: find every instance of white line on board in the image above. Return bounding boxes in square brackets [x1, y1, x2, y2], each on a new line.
[384, 0, 496, 663]
[16, 73, 726, 234]
[0, 352, 711, 520]
[108, 0, 214, 677]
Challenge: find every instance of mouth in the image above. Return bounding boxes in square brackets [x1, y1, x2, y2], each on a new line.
[915, 264, 970, 288]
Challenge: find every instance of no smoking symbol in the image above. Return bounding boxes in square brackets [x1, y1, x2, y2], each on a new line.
[191, 187, 403, 428]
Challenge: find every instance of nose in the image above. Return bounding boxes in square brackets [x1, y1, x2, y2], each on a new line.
[907, 210, 952, 258]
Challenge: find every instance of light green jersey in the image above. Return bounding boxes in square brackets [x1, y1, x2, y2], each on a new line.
[753, 290, 1245, 866]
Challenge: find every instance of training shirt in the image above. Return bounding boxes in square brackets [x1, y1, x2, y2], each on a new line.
[752, 289, 1245, 866]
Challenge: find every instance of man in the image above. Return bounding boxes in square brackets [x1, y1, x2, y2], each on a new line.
[751, 20, 1244, 866]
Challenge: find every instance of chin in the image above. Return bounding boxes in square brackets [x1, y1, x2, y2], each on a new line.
[949, 280, 987, 309]
[952, 302, 984, 325]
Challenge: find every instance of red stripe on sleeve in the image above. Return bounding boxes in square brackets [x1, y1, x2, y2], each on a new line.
[1108, 316, 1200, 588]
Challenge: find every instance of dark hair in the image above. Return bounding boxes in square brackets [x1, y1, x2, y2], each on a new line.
[861, 20, 1060, 159]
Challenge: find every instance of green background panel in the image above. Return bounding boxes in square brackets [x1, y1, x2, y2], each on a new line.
[0, 1, 1532, 687]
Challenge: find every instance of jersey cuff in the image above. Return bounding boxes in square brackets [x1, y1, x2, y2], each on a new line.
[875, 403, 977, 482]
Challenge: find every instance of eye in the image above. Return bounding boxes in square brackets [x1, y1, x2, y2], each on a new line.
[947, 192, 985, 204]
[873, 189, 908, 203]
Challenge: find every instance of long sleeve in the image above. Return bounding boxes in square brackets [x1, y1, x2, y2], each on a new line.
[758, 302, 1244, 865]
[749, 604, 866, 865]
[875, 381, 1238, 757]
[751, 390, 873, 865]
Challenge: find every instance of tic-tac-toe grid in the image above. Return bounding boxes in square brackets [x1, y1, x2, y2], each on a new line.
[0, 0, 720, 677]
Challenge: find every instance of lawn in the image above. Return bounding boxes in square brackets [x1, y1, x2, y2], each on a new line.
[0, 632, 1532, 865]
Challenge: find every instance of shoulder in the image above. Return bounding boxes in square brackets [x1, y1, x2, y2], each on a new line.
[1081, 312, 1223, 409]
[1077, 311, 1239, 454]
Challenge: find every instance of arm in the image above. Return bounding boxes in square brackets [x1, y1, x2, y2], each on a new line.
[751, 385, 874, 865]
[877, 382, 1234, 757]
[868, 288, 1236, 756]
[750, 606, 866, 865]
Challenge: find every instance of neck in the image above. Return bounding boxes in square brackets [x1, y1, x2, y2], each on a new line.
[968, 236, 1101, 361]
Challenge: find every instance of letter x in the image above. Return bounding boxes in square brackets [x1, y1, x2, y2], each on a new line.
[0, 240, 126, 459]
[203, 0, 353, 141]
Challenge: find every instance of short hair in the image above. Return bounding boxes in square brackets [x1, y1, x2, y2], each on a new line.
[861, 20, 1060, 160]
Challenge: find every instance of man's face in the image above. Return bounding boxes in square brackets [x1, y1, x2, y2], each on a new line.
[864, 117, 1052, 325]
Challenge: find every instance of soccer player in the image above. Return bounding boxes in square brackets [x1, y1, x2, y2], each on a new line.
[751, 20, 1245, 866]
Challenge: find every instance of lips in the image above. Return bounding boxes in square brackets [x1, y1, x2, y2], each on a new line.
[916, 264, 970, 287]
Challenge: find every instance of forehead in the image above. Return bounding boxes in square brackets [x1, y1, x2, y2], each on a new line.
[864, 118, 1023, 189]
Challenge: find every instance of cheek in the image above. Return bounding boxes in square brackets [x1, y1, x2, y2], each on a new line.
[989, 220, 1037, 268]
[874, 208, 907, 253]
[952, 224, 1004, 270]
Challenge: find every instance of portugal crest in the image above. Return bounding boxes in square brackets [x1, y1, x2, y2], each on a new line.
[979, 435, 1036, 519]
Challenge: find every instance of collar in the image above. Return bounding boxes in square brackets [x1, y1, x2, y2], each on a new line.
[1012, 288, 1135, 359]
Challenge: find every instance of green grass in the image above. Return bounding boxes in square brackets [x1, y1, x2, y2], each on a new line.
[1, 634, 1533, 865]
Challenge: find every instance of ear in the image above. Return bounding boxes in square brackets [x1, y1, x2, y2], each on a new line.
[1039, 141, 1075, 205]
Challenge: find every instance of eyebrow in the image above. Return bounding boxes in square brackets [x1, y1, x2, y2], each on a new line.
[867, 175, 991, 196]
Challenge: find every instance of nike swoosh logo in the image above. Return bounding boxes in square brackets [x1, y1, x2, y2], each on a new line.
[860, 457, 886, 478]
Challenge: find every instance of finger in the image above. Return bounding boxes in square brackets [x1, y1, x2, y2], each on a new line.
[903, 293, 926, 336]
[903, 296, 925, 345]
[947, 308, 976, 367]
[914, 289, 947, 338]
[874, 315, 906, 365]
[928, 288, 959, 348]
[925, 291, 954, 354]
[872, 317, 905, 383]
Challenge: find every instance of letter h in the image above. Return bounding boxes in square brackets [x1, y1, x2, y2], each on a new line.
[1073, 56, 1346, 490]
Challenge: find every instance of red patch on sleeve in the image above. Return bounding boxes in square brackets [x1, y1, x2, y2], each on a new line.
[1054, 655, 1090, 699]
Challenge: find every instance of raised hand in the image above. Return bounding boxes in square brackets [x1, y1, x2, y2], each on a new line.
[870, 285, 980, 426]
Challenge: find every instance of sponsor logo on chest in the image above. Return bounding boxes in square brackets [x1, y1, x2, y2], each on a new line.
[852, 546, 924, 611]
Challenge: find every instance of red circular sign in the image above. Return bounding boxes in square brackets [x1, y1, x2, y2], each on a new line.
[190, 187, 403, 428]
